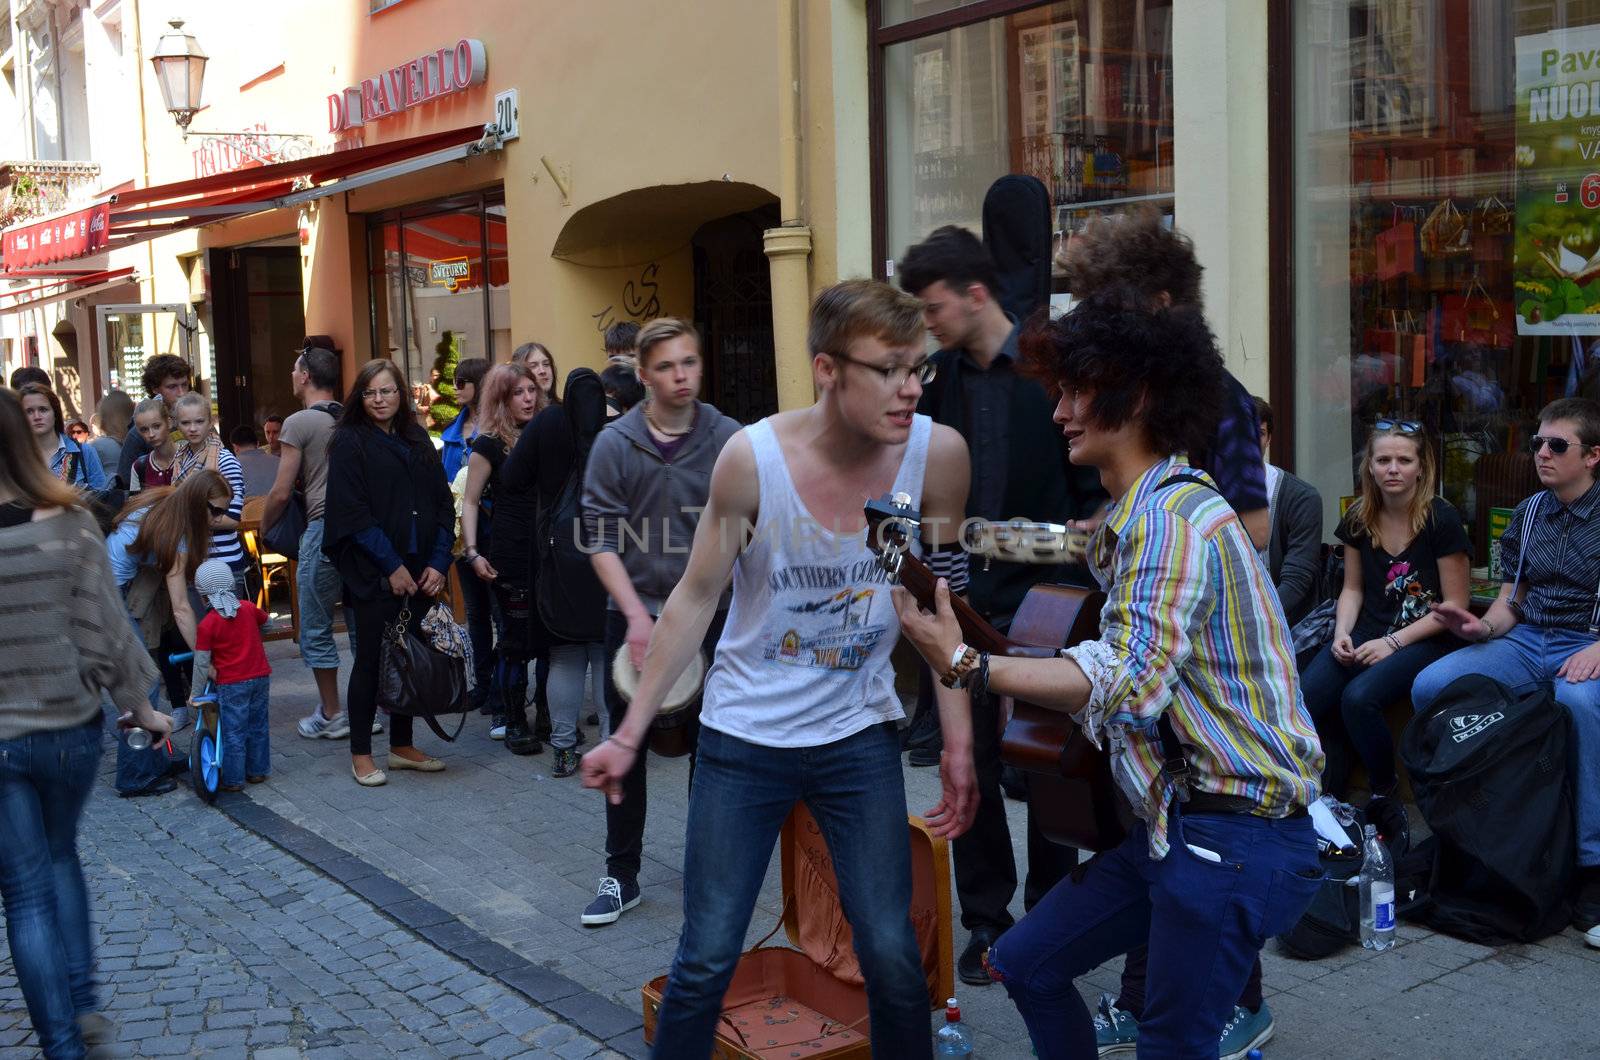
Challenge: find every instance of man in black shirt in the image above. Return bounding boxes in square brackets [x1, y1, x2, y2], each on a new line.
[899, 226, 1100, 985]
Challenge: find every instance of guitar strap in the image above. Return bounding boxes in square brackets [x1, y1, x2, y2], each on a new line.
[1147, 471, 1221, 802]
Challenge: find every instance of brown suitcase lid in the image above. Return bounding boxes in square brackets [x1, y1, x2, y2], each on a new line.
[778, 804, 953, 1008]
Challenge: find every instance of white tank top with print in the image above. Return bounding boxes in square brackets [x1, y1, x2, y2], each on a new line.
[700, 414, 932, 748]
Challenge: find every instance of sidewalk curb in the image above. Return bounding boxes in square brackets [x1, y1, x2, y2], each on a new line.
[218, 792, 650, 1058]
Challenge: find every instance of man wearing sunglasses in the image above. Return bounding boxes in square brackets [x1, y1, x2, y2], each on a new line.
[898, 224, 1095, 987]
[1414, 397, 1600, 948]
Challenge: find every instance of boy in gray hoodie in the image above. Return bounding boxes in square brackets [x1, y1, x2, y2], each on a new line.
[578, 317, 739, 926]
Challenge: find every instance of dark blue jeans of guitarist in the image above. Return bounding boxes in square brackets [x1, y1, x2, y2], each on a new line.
[893, 295, 1324, 1058]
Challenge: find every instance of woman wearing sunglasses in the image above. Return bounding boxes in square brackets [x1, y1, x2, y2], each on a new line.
[1415, 397, 1600, 948]
[1300, 417, 1470, 805]
[104, 471, 233, 796]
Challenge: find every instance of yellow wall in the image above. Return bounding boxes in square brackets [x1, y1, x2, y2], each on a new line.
[117, 0, 810, 393]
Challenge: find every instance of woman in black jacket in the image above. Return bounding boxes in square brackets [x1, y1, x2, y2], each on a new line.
[324, 359, 455, 787]
[503, 368, 608, 778]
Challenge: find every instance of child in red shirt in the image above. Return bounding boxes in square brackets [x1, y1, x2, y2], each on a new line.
[191, 559, 272, 791]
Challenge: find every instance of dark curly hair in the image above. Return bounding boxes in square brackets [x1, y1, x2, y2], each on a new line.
[896, 225, 999, 298]
[1059, 205, 1203, 308]
[1019, 288, 1224, 460]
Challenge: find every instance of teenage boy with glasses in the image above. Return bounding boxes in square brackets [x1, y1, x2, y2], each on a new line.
[582, 281, 977, 1056]
[1414, 396, 1600, 948]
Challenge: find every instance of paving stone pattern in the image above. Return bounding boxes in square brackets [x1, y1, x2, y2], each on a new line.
[7, 634, 1598, 1058]
[0, 755, 619, 1059]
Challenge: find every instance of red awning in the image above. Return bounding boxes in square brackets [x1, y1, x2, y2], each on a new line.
[0, 266, 136, 314]
[2, 203, 111, 269]
[1, 124, 490, 274]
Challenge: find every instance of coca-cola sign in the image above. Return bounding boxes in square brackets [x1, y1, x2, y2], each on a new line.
[327, 39, 487, 134]
[2, 202, 112, 272]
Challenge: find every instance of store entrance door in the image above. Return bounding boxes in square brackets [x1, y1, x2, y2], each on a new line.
[95, 302, 197, 400]
[210, 246, 306, 442]
[693, 204, 780, 423]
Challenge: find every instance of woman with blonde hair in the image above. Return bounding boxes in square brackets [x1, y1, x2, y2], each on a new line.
[128, 397, 179, 492]
[463, 363, 548, 752]
[1300, 418, 1470, 803]
[0, 388, 173, 1056]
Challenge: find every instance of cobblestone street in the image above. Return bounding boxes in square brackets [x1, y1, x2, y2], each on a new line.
[3, 634, 1598, 1058]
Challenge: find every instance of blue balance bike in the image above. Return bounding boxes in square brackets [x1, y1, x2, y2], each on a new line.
[169, 652, 222, 803]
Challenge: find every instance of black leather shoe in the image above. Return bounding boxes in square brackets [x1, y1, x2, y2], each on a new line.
[958, 929, 999, 986]
[119, 779, 178, 799]
[505, 719, 542, 756]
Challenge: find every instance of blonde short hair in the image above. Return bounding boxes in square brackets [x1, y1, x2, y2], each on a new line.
[808, 279, 925, 358]
[636, 317, 699, 367]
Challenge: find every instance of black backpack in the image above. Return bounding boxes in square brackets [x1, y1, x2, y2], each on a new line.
[534, 459, 606, 644]
[1400, 676, 1575, 944]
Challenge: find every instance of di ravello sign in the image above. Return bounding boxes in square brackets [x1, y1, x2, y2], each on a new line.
[1515, 27, 1600, 334]
[328, 39, 487, 134]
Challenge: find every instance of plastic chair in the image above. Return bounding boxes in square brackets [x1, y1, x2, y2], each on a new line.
[239, 497, 293, 615]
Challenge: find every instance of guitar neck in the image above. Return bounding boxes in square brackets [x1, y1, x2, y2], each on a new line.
[892, 550, 1027, 656]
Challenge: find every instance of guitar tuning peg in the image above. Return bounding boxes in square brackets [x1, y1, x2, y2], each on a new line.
[891, 491, 912, 510]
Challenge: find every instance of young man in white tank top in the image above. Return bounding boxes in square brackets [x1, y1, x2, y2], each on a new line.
[582, 280, 978, 1058]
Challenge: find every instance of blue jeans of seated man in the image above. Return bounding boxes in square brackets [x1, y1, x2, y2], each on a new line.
[986, 804, 1322, 1059]
[217, 676, 271, 787]
[651, 723, 931, 1060]
[1412, 622, 1600, 867]
[0, 716, 102, 1059]
[1300, 636, 1458, 798]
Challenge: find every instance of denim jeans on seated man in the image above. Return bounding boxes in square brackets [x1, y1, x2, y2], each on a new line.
[0, 715, 103, 1059]
[649, 723, 932, 1059]
[1412, 623, 1600, 868]
[985, 803, 1322, 1060]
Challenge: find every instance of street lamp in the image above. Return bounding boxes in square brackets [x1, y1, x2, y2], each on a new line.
[148, 19, 207, 132]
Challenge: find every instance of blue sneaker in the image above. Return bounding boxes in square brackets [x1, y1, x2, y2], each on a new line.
[1092, 993, 1139, 1055]
[1218, 1002, 1274, 1060]
[580, 876, 640, 927]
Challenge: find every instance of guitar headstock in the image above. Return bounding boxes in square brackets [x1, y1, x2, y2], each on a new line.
[863, 492, 920, 581]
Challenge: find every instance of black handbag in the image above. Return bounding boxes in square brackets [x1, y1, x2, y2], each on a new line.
[262, 492, 307, 560]
[377, 606, 469, 741]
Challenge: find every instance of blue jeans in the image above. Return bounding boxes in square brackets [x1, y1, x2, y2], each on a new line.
[1413, 623, 1600, 867]
[1300, 637, 1458, 798]
[113, 595, 181, 795]
[217, 676, 271, 787]
[296, 519, 346, 671]
[0, 716, 102, 1059]
[652, 723, 930, 1059]
[987, 805, 1322, 1059]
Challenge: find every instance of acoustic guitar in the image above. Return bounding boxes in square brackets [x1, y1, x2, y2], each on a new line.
[866, 495, 1134, 852]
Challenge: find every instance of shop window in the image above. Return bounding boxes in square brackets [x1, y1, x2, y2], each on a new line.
[1291, 0, 1600, 582]
[878, 0, 1174, 289]
[367, 192, 507, 423]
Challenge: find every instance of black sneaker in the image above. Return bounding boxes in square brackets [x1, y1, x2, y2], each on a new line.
[490, 713, 507, 741]
[505, 717, 541, 756]
[553, 748, 580, 778]
[581, 876, 640, 926]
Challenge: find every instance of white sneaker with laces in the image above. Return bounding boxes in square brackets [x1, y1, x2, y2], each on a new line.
[298, 711, 352, 740]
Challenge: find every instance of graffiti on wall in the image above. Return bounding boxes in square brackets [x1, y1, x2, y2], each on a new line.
[591, 262, 662, 335]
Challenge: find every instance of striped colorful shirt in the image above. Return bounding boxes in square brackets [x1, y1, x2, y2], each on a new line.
[1063, 454, 1323, 859]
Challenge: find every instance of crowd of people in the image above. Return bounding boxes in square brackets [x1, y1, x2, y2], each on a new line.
[1, 205, 1598, 1059]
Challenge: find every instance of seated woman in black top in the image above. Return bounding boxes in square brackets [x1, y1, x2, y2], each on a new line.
[324, 359, 455, 787]
[1300, 420, 1469, 802]
[462, 363, 548, 754]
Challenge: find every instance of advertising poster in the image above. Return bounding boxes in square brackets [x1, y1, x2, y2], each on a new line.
[1515, 27, 1600, 334]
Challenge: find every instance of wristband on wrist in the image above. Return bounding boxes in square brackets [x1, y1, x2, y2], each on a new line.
[609, 734, 638, 753]
[1385, 633, 1401, 652]
[941, 644, 980, 689]
[1481, 619, 1497, 641]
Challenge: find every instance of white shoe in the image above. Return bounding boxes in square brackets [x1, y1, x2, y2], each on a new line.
[298, 711, 351, 740]
[1585, 922, 1600, 949]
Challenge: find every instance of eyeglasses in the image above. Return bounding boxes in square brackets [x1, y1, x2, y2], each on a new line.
[206, 502, 229, 518]
[1374, 418, 1423, 435]
[1528, 434, 1587, 456]
[361, 386, 401, 400]
[828, 351, 937, 387]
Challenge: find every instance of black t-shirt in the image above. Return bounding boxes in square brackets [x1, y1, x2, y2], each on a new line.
[0, 501, 34, 528]
[470, 435, 535, 583]
[1335, 496, 1470, 640]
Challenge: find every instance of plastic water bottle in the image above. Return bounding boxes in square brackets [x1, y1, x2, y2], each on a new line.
[1358, 823, 1396, 951]
[935, 996, 974, 1056]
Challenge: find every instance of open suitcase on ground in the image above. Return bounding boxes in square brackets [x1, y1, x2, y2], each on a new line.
[642, 804, 953, 1058]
